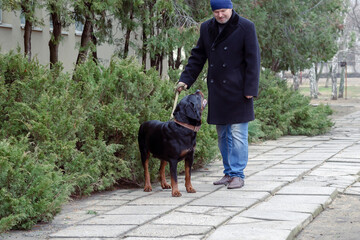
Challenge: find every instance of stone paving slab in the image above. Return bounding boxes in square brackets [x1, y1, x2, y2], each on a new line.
[124, 237, 203, 240]
[235, 180, 287, 193]
[124, 224, 213, 238]
[267, 195, 334, 207]
[345, 182, 360, 195]
[238, 208, 313, 222]
[50, 225, 135, 238]
[189, 190, 270, 207]
[152, 212, 229, 226]
[81, 214, 157, 225]
[105, 205, 175, 215]
[207, 222, 292, 240]
[276, 186, 337, 196]
[252, 201, 324, 215]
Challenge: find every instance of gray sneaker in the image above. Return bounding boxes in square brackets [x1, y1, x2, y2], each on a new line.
[227, 177, 244, 189]
[213, 175, 231, 185]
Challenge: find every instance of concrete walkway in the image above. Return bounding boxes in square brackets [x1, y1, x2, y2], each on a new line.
[2, 110, 360, 240]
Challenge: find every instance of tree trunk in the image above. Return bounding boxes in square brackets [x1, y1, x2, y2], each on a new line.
[24, 19, 32, 62]
[168, 50, 174, 69]
[325, 64, 331, 88]
[142, 22, 147, 70]
[271, 59, 280, 72]
[123, 9, 134, 59]
[331, 61, 338, 100]
[49, 11, 62, 69]
[293, 73, 300, 91]
[175, 47, 182, 69]
[338, 67, 345, 98]
[309, 64, 317, 98]
[315, 63, 323, 95]
[76, 18, 92, 65]
[158, 53, 163, 77]
[91, 24, 98, 64]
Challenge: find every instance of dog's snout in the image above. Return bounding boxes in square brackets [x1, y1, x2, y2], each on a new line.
[195, 90, 204, 98]
[203, 99, 208, 108]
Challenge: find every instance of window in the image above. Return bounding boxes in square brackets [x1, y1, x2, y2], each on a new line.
[20, 12, 42, 31]
[50, 17, 53, 31]
[49, 17, 68, 35]
[0, 6, 12, 28]
[20, 12, 25, 27]
[0, 4, 3, 24]
[75, 21, 83, 35]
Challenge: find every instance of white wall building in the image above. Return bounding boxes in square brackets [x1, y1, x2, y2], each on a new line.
[0, 7, 142, 73]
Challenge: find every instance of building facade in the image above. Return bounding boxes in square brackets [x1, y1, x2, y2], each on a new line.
[0, 7, 135, 72]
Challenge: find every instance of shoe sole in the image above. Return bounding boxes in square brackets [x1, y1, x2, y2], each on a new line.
[213, 181, 231, 186]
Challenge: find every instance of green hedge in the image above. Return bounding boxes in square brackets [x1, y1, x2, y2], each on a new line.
[0, 137, 72, 232]
[253, 70, 333, 140]
[0, 52, 333, 232]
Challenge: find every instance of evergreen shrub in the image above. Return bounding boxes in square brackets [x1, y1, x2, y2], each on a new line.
[253, 70, 333, 139]
[0, 137, 72, 232]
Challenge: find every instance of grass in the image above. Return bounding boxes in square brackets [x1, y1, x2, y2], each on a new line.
[296, 78, 360, 99]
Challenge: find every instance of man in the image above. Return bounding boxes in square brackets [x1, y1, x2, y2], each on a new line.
[176, 0, 260, 189]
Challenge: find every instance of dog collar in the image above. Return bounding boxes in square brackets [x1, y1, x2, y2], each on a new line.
[174, 119, 201, 132]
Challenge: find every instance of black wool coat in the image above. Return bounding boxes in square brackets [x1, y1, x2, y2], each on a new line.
[179, 10, 260, 125]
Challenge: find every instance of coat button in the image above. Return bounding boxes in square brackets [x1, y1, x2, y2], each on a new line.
[223, 80, 227, 84]
[210, 79, 214, 83]
[222, 63, 227, 68]
[210, 64, 214, 68]
[211, 48, 215, 51]
[224, 46, 228, 50]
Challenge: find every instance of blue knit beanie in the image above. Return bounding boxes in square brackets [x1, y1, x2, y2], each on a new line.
[210, 0, 233, 11]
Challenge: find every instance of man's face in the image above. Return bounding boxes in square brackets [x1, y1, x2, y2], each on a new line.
[213, 8, 232, 24]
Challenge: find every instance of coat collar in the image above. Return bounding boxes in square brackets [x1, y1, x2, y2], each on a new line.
[208, 10, 240, 48]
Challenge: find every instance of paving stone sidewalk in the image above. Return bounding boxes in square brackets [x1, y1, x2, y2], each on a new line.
[2, 110, 360, 240]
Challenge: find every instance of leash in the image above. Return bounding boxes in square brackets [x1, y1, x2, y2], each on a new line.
[170, 91, 179, 119]
[171, 84, 187, 119]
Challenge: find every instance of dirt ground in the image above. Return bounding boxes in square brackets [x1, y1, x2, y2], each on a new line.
[296, 195, 360, 240]
[295, 78, 360, 240]
[312, 97, 360, 119]
[298, 77, 360, 118]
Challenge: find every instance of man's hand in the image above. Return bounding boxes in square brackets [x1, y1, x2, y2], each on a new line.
[245, 96, 253, 99]
[175, 82, 188, 93]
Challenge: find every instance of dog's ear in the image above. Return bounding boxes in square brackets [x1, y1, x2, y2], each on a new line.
[174, 95, 202, 124]
[184, 101, 201, 122]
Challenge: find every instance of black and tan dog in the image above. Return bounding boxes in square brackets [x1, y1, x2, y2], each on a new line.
[138, 90, 207, 197]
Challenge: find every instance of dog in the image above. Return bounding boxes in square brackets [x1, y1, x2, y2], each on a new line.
[138, 90, 207, 197]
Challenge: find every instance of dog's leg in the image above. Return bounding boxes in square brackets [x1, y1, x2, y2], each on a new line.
[139, 125, 152, 192]
[169, 161, 181, 197]
[159, 160, 171, 189]
[185, 153, 196, 193]
[143, 152, 152, 192]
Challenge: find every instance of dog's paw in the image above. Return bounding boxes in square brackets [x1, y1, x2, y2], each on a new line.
[172, 191, 182, 197]
[161, 182, 171, 189]
[143, 186, 152, 192]
[186, 187, 196, 193]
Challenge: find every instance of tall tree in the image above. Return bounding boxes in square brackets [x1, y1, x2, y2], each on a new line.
[235, 0, 346, 74]
[73, 0, 115, 66]
[113, 0, 143, 59]
[45, 0, 72, 69]
[111, 0, 200, 75]
[1, 0, 42, 61]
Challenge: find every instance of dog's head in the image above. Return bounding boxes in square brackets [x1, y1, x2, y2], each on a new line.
[173, 90, 207, 126]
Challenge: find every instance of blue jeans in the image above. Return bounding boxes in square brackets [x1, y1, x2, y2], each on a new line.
[216, 123, 248, 179]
